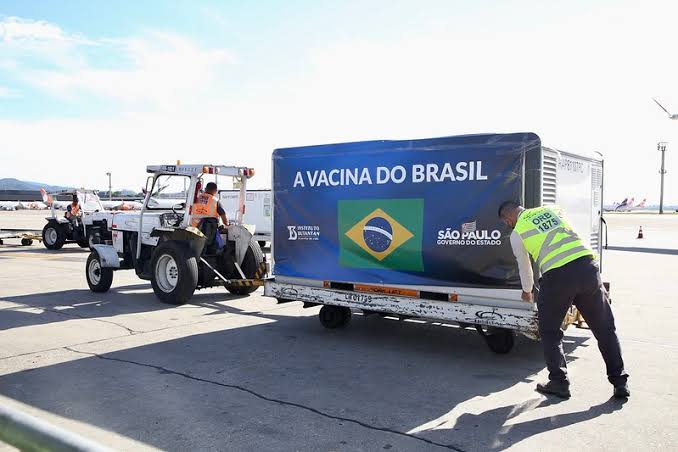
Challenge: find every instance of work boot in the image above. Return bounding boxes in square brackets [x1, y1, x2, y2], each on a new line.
[613, 384, 630, 399]
[536, 381, 571, 399]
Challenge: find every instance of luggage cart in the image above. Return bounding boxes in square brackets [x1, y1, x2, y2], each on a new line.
[0, 229, 42, 246]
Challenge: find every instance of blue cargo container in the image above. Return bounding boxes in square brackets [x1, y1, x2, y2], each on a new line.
[264, 133, 605, 353]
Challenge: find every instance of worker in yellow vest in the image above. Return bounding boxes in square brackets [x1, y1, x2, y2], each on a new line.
[191, 182, 229, 228]
[498, 201, 629, 399]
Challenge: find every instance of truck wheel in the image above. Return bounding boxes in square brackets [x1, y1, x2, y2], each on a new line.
[226, 240, 264, 295]
[86, 252, 113, 293]
[42, 223, 65, 250]
[319, 305, 352, 329]
[151, 242, 198, 305]
[476, 326, 515, 354]
[21, 238, 33, 246]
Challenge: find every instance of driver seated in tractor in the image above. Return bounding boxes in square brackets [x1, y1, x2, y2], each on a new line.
[191, 182, 229, 251]
[65, 194, 81, 226]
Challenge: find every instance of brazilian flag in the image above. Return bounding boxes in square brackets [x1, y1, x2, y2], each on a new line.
[338, 199, 424, 271]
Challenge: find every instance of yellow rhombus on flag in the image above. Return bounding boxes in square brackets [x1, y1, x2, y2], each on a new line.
[345, 208, 414, 261]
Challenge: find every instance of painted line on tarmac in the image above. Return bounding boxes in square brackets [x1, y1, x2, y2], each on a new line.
[0, 300, 137, 335]
[65, 346, 466, 451]
[0, 253, 70, 260]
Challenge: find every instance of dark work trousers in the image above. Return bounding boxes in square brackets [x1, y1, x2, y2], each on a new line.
[537, 256, 628, 387]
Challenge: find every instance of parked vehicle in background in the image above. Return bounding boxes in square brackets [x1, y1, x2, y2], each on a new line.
[219, 189, 272, 247]
[41, 189, 114, 250]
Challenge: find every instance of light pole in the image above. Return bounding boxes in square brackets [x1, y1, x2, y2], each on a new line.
[657, 142, 667, 214]
[105, 172, 112, 201]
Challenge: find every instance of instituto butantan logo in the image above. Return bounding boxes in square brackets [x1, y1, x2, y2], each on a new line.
[287, 225, 319, 241]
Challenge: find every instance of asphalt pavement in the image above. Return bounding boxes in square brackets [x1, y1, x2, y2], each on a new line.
[0, 212, 676, 451]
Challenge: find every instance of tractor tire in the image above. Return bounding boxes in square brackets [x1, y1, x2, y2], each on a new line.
[150, 241, 199, 305]
[226, 240, 264, 295]
[86, 252, 114, 293]
[42, 223, 66, 250]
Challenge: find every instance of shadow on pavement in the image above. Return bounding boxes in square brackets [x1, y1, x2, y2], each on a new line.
[0, 284, 254, 331]
[444, 397, 626, 450]
[606, 246, 678, 255]
[0, 303, 600, 451]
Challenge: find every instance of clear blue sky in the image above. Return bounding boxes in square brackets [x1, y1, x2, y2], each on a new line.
[1, 0, 677, 203]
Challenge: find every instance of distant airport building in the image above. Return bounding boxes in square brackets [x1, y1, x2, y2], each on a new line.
[0, 190, 41, 201]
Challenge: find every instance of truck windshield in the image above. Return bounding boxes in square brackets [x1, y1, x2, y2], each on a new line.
[147, 175, 189, 210]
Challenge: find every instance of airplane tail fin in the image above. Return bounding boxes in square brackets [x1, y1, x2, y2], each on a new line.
[637, 198, 646, 208]
[39, 188, 53, 206]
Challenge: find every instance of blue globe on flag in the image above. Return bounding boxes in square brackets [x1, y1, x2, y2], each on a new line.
[363, 217, 393, 252]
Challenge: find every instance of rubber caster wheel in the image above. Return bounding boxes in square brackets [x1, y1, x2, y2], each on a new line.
[21, 239, 33, 246]
[319, 305, 351, 329]
[476, 326, 515, 354]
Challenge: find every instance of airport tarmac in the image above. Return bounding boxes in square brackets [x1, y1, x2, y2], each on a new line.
[0, 211, 676, 451]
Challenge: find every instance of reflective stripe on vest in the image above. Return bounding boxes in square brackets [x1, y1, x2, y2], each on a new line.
[191, 193, 219, 227]
[515, 206, 594, 274]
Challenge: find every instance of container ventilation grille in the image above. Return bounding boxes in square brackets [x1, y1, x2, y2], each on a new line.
[542, 152, 558, 205]
[590, 230, 599, 250]
[591, 164, 603, 253]
[591, 166, 602, 212]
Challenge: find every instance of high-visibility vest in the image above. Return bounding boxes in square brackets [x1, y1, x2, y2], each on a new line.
[191, 192, 219, 227]
[514, 206, 594, 274]
[68, 202, 80, 217]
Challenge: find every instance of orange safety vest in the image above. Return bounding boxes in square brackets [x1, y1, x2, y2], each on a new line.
[67, 202, 80, 218]
[191, 192, 219, 227]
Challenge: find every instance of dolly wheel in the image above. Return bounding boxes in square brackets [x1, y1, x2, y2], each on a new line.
[276, 298, 295, 304]
[476, 326, 515, 354]
[21, 238, 33, 246]
[319, 305, 351, 329]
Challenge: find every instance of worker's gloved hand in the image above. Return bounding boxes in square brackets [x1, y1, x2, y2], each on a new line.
[521, 291, 534, 302]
